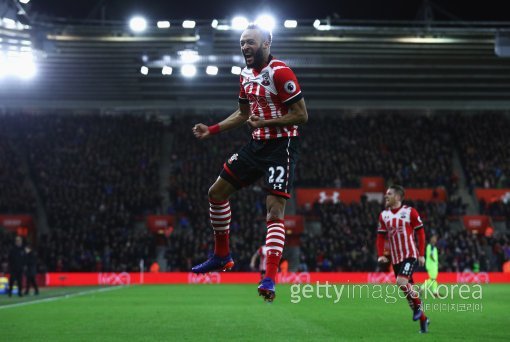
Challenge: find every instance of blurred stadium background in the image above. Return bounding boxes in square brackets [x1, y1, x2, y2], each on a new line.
[1, 0, 510, 340]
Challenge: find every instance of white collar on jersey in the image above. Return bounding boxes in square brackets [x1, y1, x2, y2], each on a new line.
[241, 64, 278, 95]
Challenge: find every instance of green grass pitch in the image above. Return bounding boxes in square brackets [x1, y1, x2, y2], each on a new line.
[0, 284, 508, 341]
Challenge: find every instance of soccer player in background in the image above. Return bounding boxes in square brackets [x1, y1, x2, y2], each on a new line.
[422, 234, 439, 297]
[250, 244, 269, 279]
[376, 185, 430, 333]
[191, 24, 308, 302]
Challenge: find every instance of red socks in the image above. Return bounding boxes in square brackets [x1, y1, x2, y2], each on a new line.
[265, 219, 286, 281]
[399, 283, 428, 320]
[209, 199, 231, 257]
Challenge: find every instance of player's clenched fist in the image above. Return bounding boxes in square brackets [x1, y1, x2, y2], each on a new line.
[248, 115, 265, 129]
[192, 123, 210, 139]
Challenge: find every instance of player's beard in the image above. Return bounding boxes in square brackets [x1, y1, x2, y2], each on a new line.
[245, 44, 265, 69]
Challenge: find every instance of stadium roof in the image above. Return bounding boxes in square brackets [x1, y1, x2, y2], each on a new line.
[1, 1, 509, 111]
[29, 0, 510, 22]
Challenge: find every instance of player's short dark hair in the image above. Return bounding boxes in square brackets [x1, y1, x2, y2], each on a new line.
[245, 24, 272, 44]
[389, 184, 405, 199]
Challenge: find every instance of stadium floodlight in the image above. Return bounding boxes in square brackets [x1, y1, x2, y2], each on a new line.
[182, 20, 196, 29]
[231, 16, 249, 30]
[157, 21, 170, 29]
[206, 65, 218, 76]
[255, 15, 276, 31]
[162, 66, 173, 75]
[178, 50, 199, 63]
[140, 66, 149, 75]
[16, 58, 36, 79]
[19, 0, 31, 4]
[313, 19, 330, 31]
[211, 19, 219, 28]
[231, 66, 242, 75]
[129, 17, 147, 32]
[284, 20, 298, 28]
[142, 55, 148, 62]
[2, 18, 17, 30]
[181, 64, 197, 77]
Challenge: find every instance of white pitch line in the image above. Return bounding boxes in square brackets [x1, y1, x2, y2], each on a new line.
[0, 286, 126, 310]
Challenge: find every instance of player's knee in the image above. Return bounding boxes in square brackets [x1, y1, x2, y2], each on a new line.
[266, 206, 284, 221]
[208, 184, 228, 201]
[396, 276, 408, 287]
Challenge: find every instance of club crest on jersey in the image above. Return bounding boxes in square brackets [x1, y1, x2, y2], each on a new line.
[284, 80, 296, 94]
[228, 153, 238, 164]
[261, 72, 270, 86]
[400, 213, 406, 219]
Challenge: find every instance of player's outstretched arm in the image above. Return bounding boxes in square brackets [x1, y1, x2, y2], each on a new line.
[192, 103, 250, 139]
[248, 98, 308, 128]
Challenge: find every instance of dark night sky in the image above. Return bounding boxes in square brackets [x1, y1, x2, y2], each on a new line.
[26, 0, 510, 22]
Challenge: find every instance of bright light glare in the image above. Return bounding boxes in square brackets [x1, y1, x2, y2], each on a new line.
[231, 16, 249, 30]
[182, 20, 196, 29]
[2, 18, 17, 29]
[162, 66, 173, 75]
[231, 66, 242, 75]
[178, 50, 199, 63]
[255, 15, 276, 31]
[284, 20, 297, 28]
[140, 66, 149, 75]
[313, 19, 321, 28]
[0, 52, 37, 79]
[206, 66, 218, 75]
[181, 65, 197, 77]
[211, 19, 218, 28]
[157, 21, 170, 29]
[19, 0, 31, 4]
[129, 17, 147, 32]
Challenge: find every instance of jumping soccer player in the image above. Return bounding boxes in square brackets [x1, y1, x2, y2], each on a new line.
[422, 234, 439, 297]
[191, 24, 308, 302]
[376, 185, 430, 333]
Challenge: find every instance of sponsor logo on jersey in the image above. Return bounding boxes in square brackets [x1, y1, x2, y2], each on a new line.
[261, 72, 270, 86]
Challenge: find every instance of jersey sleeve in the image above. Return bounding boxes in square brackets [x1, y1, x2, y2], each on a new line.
[273, 66, 303, 106]
[377, 213, 387, 234]
[410, 208, 424, 229]
[238, 75, 249, 104]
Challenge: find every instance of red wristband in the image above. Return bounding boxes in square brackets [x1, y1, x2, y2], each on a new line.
[208, 124, 220, 135]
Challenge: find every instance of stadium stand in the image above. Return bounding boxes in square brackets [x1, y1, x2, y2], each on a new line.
[0, 115, 37, 214]
[454, 113, 510, 190]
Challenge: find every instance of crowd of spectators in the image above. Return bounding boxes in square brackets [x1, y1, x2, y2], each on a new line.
[0, 115, 37, 214]
[298, 112, 456, 192]
[455, 113, 510, 190]
[1, 114, 163, 271]
[1, 111, 510, 273]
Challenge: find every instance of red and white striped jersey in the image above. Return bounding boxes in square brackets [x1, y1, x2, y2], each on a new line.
[257, 245, 269, 271]
[377, 205, 423, 265]
[239, 56, 303, 140]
